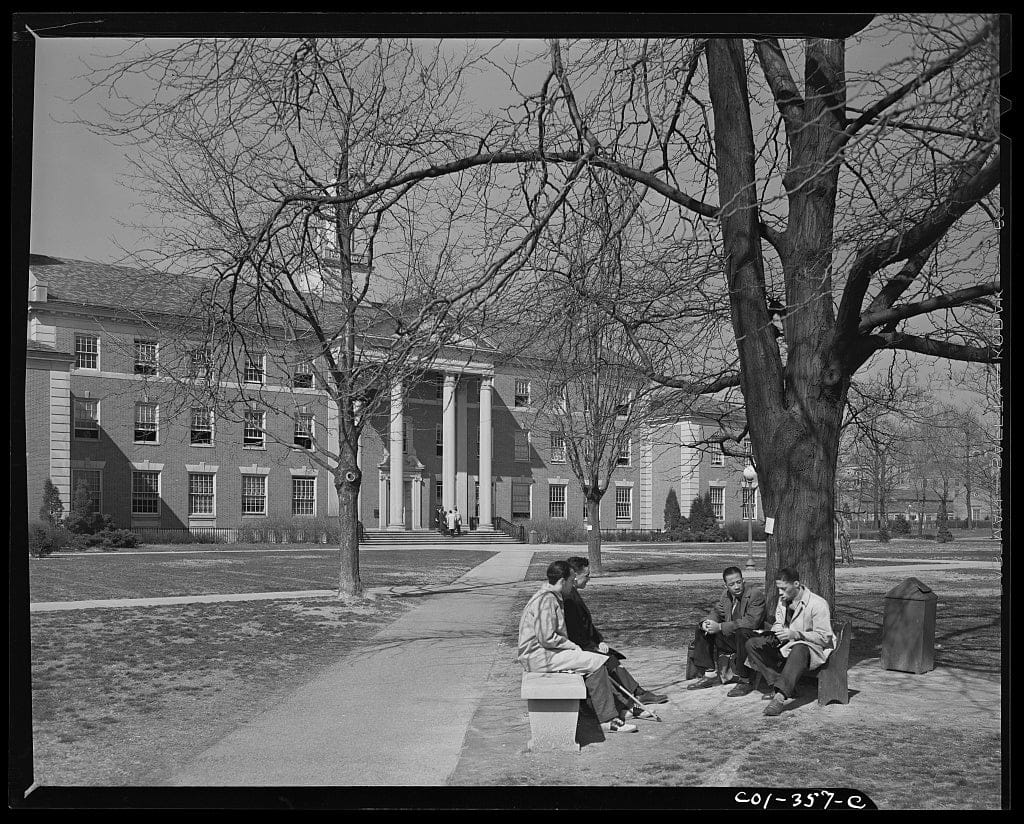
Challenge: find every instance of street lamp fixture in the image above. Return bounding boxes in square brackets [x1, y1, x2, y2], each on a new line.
[743, 464, 758, 571]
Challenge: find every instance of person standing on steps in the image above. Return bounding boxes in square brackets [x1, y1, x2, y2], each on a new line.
[445, 508, 457, 538]
[517, 560, 638, 734]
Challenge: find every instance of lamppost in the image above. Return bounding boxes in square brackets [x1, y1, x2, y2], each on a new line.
[743, 464, 758, 571]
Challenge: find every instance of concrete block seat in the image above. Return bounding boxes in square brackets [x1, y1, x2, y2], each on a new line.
[521, 672, 587, 752]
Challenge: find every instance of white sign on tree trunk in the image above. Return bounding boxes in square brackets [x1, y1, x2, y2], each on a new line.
[764, 517, 775, 535]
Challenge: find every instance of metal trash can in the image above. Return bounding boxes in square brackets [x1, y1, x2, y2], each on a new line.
[881, 577, 938, 673]
[528, 529, 540, 545]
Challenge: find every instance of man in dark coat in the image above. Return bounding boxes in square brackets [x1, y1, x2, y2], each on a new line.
[564, 556, 668, 705]
[687, 565, 767, 696]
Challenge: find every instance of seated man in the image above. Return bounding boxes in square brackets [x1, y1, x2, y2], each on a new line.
[564, 556, 668, 706]
[744, 566, 835, 717]
[687, 565, 766, 696]
[518, 560, 638, 733]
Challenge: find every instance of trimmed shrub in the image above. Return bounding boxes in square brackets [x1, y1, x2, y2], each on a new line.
[891, 514, 911, 535]
[876, 524, 891, 543]
[39, 479, 64, 526]
[28, 521, 84, 556]
[936, 499, 953, 543]
[663, 489, 684, 533]
[517, 517, 587, 544]
[722, 519, 768, 542]
[83, 529, 140, 550]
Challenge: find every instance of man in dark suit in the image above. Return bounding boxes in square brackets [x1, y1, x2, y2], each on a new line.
[687, 565, 767, 696]
[564, 556, 668, 705]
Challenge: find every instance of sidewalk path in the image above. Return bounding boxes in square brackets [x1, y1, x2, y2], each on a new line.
[162, 549, 535, 786]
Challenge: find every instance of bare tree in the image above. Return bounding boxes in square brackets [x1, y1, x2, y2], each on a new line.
[78, 38, 592, 596]
[482, 22, 1001, 607]
[79, 21, 1002, 605]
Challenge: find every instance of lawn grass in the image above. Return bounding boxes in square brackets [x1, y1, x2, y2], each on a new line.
[452, 564, 1002, 806]
[28, 548, 496, 602]
[28, 549, 494, 785]
[525, 538, 1000, 582]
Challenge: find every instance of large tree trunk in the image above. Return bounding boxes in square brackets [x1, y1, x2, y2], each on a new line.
[759, 405, 842, 610]
[336, 460, 362, 597]
[707, 38, 847, 612]
[585, 495, 604, 574]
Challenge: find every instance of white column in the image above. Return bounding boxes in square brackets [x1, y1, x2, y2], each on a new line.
[411, 477, 423, 530]
[442, 373, 457, 511]
[477, 375, 494, 530]
[388, 380, 405, 530]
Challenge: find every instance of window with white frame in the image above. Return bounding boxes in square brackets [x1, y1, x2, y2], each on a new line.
[435, 480, 443, 506]
[550, 432, 566, 463]
[972, 505, 982, 522]
[244, 352, 265, 384]
[743, 438, 752, 465]
[294, 409, 314, 450]
[549, 484, 567, 519]
[292, 360, 314, 389]
[73, 398, 99, 439]
[709, 486, 725, 520]
[241, 474, 267, 515]
[134, 339, 158, 375]
[71, 469, 101, 515]
[131, 471, 160, 515]
[134, 402, 159, 443]
[711, 443, 725, 466]
[434, 372, 444, 399]
[189, 347, 211, 378]
[615, 393, 633, 419]
[514, 378, 531, 408]
[244, 408, 265, 447]
[514, 430, 531, 462]
[190, 406, 214, 445]
[292, 476, 316, 516]
[468, 378, 479, 403]
[615, 486, 632, 521]
[742, 486, 757, 520]
[188, 473, 215, 516]
[436, 424, 443, 457]
[617, 439, 631, 466]
[74, 334, 99, 369]
[511, 482, 531, 519]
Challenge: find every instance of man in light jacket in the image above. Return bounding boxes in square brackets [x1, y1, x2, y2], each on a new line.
[744, 566, 835, 717]
[518, 560, 638, 733]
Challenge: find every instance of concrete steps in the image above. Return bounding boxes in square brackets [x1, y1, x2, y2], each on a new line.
[360, 529, 523, 545]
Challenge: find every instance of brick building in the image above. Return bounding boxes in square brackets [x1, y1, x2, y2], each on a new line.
[26, 255, 758, 535]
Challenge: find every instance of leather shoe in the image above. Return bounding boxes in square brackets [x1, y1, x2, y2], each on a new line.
[763, 697, 785, 716]
[635, 690, 668, 704]
[726, 681, 755, 697]
[686, 675, 721, 690]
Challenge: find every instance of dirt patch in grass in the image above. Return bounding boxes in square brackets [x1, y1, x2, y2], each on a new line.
[451, 570, 1001, 807]
[29, 549, 496, 602]
[30, 596, 410, 785]
[28, 549, 495, 785]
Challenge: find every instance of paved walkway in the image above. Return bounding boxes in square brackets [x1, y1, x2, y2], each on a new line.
[163, 549, 535, 786]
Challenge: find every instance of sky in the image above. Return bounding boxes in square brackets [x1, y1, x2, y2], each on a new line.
[23, 30, 1002, 416]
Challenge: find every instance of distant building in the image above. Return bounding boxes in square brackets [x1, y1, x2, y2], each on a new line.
[25, 255, 757, 535]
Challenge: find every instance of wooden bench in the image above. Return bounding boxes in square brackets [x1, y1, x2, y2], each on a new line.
[686, 620, 852, 705]
[521, 672, 587, 752]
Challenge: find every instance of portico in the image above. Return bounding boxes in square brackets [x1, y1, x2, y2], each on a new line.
[380, 362, 495, 532]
